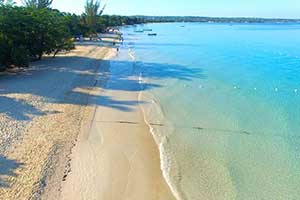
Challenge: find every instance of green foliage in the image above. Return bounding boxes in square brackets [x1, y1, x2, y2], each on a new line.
[99, 15, 146, 28]
[0, 2, 147, 70]
[23, 0, 53, 8]
[0, 0, 15, 5]
[11, 46, 30, 67]
[83, 0, 105, 34]
[0, 32, 12, 68]
[0, 5, 74, 69]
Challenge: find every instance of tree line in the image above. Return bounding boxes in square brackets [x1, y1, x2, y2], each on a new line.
[0, 0, 146, 71]
[134, 15, 300, 23]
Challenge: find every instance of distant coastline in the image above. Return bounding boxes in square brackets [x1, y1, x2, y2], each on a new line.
[130, 15, 300, 24]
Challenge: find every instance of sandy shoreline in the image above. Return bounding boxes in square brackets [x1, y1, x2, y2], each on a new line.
[0, 43, 174, 199]
[59, 47, 175, 200]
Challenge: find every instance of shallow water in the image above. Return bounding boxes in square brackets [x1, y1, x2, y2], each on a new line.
[116, 23, 300, 199]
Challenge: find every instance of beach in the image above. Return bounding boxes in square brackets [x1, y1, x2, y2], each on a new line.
[0, 44, 110, 199]
[0, 42, 173, 199]
[59, 49, 174, 199]
[2, 22, 300, 200]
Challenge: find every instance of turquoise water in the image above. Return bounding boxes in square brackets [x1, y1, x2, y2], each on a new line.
[118, 23, 300, 199]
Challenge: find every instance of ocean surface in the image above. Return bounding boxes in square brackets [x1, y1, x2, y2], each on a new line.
[113, 23, 300, 199]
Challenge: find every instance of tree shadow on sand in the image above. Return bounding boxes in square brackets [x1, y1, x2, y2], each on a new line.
[0, 156, 23, 188]
[0, 96, 46, 121]
[0, 52, 205, 121]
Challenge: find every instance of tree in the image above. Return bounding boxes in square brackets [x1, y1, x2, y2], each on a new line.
[83, 0, 105, 33]
[0, 2, 147, 70]
[0, 5, 74, 69]
[0, 0, 15, 5]
[22, 0, 53, 8]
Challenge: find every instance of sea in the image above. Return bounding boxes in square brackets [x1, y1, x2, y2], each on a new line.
[112, 22, 300, 199]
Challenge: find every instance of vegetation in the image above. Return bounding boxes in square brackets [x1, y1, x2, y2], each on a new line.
[0, 0, 15, 5]
[0, 0, 146, 70]
[0, 5, 74, 70]
[23, 0, 53, 8]
[134, 16, 300, 24]
[82, 0, 105, 33]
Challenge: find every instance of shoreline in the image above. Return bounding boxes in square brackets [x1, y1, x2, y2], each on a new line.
[130, 47, 182, 200]
[0, 36, 176, 199]
[59, 42, 175, 199]
[139, 92, 182, 200]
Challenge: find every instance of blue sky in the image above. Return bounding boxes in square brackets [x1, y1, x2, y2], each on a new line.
[14, 0, 300, 19]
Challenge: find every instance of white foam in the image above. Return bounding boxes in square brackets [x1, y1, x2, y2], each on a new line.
[138, 90, 183, 200]
[128, 50, 136, 61]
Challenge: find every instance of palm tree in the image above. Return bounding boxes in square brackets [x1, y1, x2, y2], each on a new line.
[23, 0, 53, 8]
[84, 0, 106, 30]
[0, 0, 15, 5]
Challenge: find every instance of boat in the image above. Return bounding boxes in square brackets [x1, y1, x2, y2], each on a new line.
[143, 28, 152, 31]
[148, 33, 157, 36]
[134, 30, 144, 33]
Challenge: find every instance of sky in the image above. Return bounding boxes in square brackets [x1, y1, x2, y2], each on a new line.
[14, 0, 300, 19]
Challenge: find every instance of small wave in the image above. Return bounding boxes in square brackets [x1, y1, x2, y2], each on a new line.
[128, 50, 136, 61]
[137, 87, 184, 200]
[126, 36, 185, 200]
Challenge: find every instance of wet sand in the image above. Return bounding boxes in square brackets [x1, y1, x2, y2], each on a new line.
[60, 48, 175, 200]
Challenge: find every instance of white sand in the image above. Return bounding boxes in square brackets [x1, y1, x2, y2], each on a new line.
[0, 45, 112, 199]
[0, 44, 175, 200]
